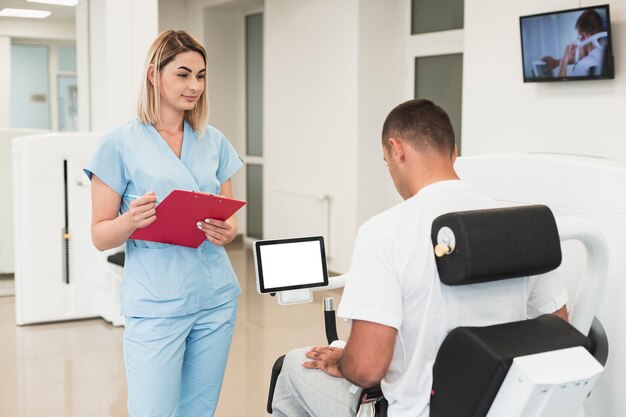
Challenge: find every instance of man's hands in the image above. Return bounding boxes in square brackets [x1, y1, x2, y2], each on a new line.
[541, 55, 560, 71]
[542, 43, 577, 76]
[303, 346, 344, 378]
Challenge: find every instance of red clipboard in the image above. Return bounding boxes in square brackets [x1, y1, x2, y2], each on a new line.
[129, 189, 247, 248]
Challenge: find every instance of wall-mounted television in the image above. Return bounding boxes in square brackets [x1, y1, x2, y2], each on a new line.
[520, 4, 614, 82]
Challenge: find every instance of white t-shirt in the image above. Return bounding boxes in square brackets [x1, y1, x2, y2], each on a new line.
[572, 47, 604, 76]
[337, 180, 568, 417]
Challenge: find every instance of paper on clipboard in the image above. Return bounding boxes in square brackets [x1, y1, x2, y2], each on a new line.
[129, 189, 247, 248]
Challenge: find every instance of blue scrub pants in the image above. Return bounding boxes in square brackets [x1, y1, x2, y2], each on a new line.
[123, 298, 238, 417]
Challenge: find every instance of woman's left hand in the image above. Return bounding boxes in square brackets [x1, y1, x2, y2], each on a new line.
[197, 218, 236, 246]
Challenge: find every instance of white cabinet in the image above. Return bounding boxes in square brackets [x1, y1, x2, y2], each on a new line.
[12, 133, 110, 325]
[0, 129, 47, 274]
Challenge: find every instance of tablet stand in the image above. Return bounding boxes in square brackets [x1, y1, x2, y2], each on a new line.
[277, 288, 313, 305]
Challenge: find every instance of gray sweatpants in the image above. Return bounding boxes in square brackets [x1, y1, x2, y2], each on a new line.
[271, 347, 363, 417]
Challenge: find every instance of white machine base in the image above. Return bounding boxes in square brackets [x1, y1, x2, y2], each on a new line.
[487, 346, 603, 417]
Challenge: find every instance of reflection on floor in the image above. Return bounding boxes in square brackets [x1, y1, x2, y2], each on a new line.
[0, 244, 349, 417]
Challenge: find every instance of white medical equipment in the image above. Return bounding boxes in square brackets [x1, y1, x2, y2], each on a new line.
[12, 133, 123, 326]
[455, 153, 624, 417]
[0, 128, 47, 274]
[430, 206, 605, 417]
[259, 153, 621, 417]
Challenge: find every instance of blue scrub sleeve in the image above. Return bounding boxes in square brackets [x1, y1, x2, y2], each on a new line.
[83, 131, 127, 196]
[214, 131, 244, 184]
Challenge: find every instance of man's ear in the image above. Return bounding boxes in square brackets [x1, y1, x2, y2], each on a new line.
[147, 64, 155, 86]
[388, 137, 405, 162]
[452, 144, 458, 163]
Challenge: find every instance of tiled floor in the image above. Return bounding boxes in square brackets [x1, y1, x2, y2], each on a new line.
[0, 244, 349, 417]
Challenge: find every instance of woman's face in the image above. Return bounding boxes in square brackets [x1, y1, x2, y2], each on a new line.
[155, 51, 206, 113]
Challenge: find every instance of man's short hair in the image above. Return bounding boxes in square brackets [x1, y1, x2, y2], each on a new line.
[382, 99, 455, 157]
[576, 10, 604, 35]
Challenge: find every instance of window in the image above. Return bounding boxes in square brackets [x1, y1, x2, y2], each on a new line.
[10, 44, 50, 129]
[414, 54, 463, 153]
[246, 164, 263, 239]
[245, 12, 264, 239]
[10, 42, 77, 132]
[411, 0, 464, 34]
[246, 13, 263, 157]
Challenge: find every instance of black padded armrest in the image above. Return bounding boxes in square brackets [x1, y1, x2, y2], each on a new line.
[430, 315, 591, 417]
[589, 317, 609, 366]
[431, 205, 562, 285]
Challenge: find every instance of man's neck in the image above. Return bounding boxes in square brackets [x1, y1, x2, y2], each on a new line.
[415, 174, 459, 195]
[410, 162, 460, 196]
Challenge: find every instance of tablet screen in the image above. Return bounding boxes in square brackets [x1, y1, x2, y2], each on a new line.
[255, 236, 328, 293]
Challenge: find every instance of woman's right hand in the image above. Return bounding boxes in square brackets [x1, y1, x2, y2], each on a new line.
[126, 192, 158, 230]
[91, 177, 157, 251]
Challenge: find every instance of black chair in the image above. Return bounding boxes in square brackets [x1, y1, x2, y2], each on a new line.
[266, 205, 608, 417]
[107, 251, 125, 267]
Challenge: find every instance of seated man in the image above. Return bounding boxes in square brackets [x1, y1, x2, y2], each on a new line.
[271, 99, 568, 417]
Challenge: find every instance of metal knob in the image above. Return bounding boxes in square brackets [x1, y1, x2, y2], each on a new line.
[434, 244, 451, 257]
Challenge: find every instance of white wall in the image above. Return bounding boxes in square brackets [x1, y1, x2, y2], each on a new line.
[159, 0, 189, 31]
[263, 0, 410, 272]
[186, 0, 238, 45]
[264, 0, 360, 272]
[356, 0, 407, 226]
[89, 0, 158, 132]
[76, 0, 90, 131]
[0, 37, 9, 129]
[0, 19, 75, 41]
[203, 8, 246, 232]
[463, 0, 626, 160]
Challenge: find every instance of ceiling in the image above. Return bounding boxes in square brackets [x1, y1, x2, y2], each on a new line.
[0, 0, 76, 22]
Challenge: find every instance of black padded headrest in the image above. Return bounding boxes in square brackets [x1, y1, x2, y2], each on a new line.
[431, 205, 562, 286]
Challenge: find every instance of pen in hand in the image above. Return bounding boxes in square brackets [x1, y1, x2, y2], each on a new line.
[123, 193, 161, 204]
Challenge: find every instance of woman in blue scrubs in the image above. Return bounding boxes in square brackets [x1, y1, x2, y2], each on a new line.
[85, 30, 243, 417]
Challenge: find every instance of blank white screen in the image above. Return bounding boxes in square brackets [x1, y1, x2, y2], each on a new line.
[259, 240, 325, 289]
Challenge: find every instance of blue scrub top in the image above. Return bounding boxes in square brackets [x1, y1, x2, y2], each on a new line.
[84, 119, 244, 317]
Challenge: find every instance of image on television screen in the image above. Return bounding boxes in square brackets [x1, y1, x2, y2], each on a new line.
[520, 5, 614, 82]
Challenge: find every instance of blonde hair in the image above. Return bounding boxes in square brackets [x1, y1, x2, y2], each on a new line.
[137, 30, 209, 135]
